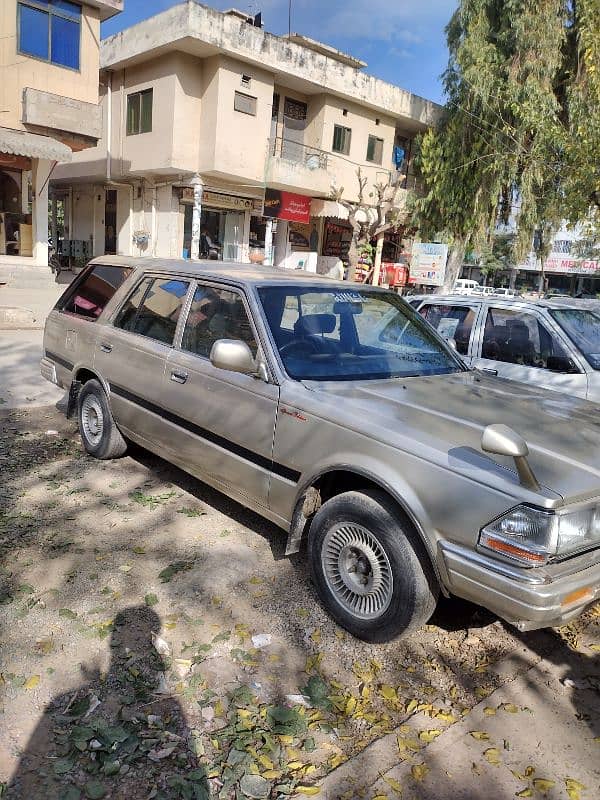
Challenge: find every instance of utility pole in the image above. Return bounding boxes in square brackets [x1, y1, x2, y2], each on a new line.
[288, 0, 292, 37]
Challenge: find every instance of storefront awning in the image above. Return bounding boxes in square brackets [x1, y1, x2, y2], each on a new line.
[310, 199, 349, 220]
[0, 127, 72, 162]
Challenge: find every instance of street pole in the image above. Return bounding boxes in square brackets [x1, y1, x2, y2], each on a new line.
[288, 0, 292, 36]
[372, 232, 385, 286]
[264, 218, 274, 265]
[190, 174, 204, 260]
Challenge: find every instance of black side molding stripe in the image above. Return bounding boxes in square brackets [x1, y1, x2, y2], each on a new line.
[111, 384, 301, 484]
[45, 350, 74, 371]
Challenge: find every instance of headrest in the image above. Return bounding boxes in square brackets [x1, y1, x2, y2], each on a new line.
[295, 313, 337, 336]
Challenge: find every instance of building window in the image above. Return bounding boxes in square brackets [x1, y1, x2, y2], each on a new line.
[367, 135, 384, 164]
[126, 89, 153, 136]
[332, 125, 352, 155]
[234, 91, 257, 116]
[18, 0, 81, 70]
[241, 74, 252, 86]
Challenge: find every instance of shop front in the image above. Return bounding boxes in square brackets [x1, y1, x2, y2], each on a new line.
[180, 188, 263, 262]
[263, 188, 315, 269]
[0, 154, 33, 258]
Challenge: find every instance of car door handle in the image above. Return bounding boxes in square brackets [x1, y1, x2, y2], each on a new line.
[481, 368, 498, 376]
[99, 342, 113, 353]
[170, 370, 188, 385]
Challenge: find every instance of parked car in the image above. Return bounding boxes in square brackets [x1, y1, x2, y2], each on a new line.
[473, 286, 496, 296]
[453, 279, 481, 295]
[41, 258, 600, 641]
[493, 287, 519, 298]
[411, 295, 600, 403]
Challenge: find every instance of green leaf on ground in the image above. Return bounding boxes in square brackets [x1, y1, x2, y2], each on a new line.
[84, 780, 106, 799]
[145, 593, 159, 607]
[59, 608, 78, 619]
[177, 507, 206, 517]
[267, 706, 307, 736]
[301, 675, 332, 710]
[158, 561, 194, 583]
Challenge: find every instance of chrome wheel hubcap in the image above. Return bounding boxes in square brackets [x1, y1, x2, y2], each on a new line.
[81, 394, 104, 446]
[322, 523, 393, 619]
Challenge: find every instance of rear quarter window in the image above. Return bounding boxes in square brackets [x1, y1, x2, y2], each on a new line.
[58, 264, 133, 320]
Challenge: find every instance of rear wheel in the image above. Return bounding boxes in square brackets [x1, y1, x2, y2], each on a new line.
[78, 379, 127, 460]
[308, 490, 438, 642]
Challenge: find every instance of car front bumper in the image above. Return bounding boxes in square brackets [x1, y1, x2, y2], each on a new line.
[439, 541, 600, 630]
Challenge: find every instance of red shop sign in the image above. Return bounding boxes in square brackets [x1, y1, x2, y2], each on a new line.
[264, 189, 311, 224]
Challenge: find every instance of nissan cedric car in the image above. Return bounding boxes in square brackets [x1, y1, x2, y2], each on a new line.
[41, 258, 600, 641]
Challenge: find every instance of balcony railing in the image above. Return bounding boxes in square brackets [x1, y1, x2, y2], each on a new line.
[270, 137, 329, 171]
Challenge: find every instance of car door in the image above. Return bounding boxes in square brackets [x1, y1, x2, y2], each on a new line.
[418, 300, 482, 365]
[94, 274, 192, 445]
[163, 281, 279, 509]
[471, 304, 588, 398]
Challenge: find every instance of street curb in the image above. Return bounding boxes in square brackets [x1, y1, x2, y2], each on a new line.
[298, 629, 567, 799]
[0, 307, 41, 330]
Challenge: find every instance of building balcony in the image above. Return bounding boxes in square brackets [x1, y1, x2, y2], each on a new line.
[23, 88, 103, 144]
[265, 137, 332, 197]
[87, 0, 123, 21]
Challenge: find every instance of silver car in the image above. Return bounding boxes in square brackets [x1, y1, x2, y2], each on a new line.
[41, 258, 600, 641]
[412, 295, 600, 402]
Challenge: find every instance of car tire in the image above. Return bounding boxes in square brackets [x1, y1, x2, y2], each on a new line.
[77, 379, 127, 460]
[308, 490, 438, 642]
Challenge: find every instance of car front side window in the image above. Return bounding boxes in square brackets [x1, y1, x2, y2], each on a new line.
[181, 285, 258, 359]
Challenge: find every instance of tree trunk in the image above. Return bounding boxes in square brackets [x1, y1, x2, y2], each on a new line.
[440, 238, 467, 293]
[347, 235, 360, 281]
[371, 233, 385, 285]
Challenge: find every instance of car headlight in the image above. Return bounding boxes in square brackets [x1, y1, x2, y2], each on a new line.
[479, 504, 600, 567]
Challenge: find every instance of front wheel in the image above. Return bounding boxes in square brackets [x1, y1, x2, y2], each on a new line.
[308, 490, 438, 642]
[77, 379, 127, 460]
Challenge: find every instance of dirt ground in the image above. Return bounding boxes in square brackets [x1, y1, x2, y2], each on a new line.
[0, 405, 598, 800]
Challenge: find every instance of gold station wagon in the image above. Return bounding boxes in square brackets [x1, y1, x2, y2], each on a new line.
[41, 258, 600, 641]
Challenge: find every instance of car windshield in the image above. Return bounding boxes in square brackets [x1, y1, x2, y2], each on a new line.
[549, 307, 600, 370]
[258, 286, 463, 381]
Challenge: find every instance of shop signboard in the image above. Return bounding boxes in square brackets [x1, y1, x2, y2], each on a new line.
[179, 188, 262, 212]
[263, 188, 311, 224]
[409, 242, 448, 286]
[519, 255, 600, 275]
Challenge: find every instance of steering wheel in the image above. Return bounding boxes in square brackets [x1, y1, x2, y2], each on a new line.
[279, 338, 322, 358]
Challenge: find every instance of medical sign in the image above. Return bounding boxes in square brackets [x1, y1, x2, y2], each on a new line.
[410, 243, 448, 286]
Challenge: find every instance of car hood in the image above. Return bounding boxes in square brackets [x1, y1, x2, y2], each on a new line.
[306, 371, 600, 506]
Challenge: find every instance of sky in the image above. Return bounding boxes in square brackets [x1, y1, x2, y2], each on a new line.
[102, 0, 458, 104]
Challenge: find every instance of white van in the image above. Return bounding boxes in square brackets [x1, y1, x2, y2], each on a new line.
[453, 279, 480, 295]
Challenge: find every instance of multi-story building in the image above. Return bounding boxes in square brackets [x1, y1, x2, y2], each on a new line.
[0, 0, 123, 278]
[52, 1, 440, 273]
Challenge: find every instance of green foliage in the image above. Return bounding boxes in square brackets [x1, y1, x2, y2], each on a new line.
[413, 0, 600, 265]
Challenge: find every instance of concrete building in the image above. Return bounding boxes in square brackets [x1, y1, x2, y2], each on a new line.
[0, 0, 123, 281]
[52, 1, 441, 274]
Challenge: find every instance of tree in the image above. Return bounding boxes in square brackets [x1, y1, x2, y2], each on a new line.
[331, 168, 407, 281]
[412, 0, 600, 293]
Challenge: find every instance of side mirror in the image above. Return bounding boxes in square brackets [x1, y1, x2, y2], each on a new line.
[546, 355, 579, 374]
[447, 337, 457, 351]
[481, 424, 540, 491]
[210, 339, 257, 376]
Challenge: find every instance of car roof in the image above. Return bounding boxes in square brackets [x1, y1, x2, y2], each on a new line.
[412, 293, 597, 311]
[89, 255, 361, 290]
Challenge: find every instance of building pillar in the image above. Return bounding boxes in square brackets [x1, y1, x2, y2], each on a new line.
[32, 158, 51, 266]
[264, 218, 274, 265]
[190, 175, 204, 260]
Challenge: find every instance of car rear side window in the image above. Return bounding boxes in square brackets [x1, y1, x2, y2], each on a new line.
[481, 307, 569, 368]
[115, 277, 190, 346]
[420, 303, 477, 355]
[60, 264, 132, 320]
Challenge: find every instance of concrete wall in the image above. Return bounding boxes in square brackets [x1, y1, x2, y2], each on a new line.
[200, 56, 273, 184]
[0, 0, 102, 133]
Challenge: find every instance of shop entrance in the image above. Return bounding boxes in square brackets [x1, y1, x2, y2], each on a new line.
[182, 206, 244, 261]
[104, 189, 117, 254]
[0, 160, 32, 257]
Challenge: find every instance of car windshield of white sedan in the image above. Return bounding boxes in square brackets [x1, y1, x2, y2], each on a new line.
[550, 308, 600, 370]
[258, 286, 462, 380]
